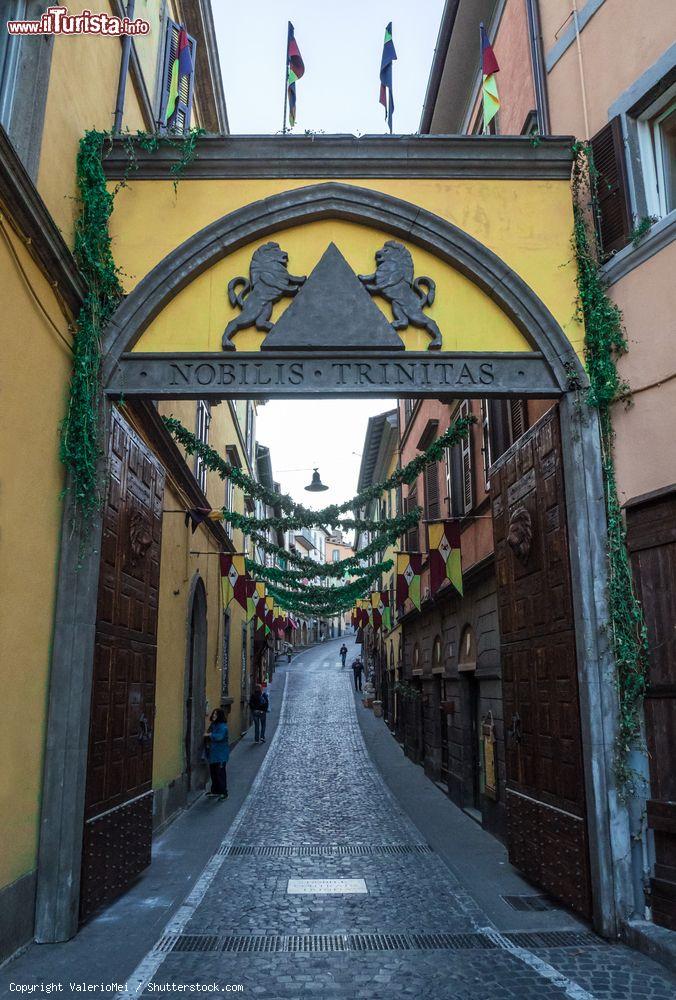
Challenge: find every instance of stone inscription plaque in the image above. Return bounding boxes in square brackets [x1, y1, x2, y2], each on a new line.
[109, 353, 560, 399]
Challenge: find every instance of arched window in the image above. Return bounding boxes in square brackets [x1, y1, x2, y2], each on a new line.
[458, 625, 477, 672]
[432, 635, 442, 673]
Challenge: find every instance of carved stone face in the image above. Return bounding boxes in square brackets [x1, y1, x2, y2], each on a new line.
[507, 507, 533, 565]
[373, 240, 414, 287]
[250, 242, 291, 285]
[129, 510, 153, 566]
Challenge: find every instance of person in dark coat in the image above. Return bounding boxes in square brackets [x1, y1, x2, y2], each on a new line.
[339, 643, 348, 668]
[249, 683, 270, 743]
[205, 708, 229, 800]
[352, 657, 364, 692]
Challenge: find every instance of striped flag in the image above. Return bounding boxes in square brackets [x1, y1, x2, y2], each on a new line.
[287, 21, 305, 128]
[164, 26, 193, 125]
[480, 23, 500, 132]
[379, 22, 397, 133]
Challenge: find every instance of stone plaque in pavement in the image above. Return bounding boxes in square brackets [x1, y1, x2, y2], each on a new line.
[287, 878, 368, 894]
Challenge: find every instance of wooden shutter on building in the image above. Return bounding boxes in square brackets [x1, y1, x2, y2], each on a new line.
[589, 116, 632, 258]
[424, 461, 441, 521]
[508, 399, 528, 443]
[459, 401, 473, 514]
[159, 19, 197, 132]
[405, 484, 419, 552]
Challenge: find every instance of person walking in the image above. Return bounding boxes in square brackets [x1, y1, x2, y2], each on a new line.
[352, 656, 364, 692]
[205, 708, 229, 800]
[339, 643, 348, 668]
[249, 683, 270, 743]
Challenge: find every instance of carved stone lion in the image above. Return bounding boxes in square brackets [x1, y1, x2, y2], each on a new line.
[358, 241, 442, 350]
[222, 242, 306, 351]
[507, 507, 533, 566]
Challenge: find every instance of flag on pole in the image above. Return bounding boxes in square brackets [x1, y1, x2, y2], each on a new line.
[396, 552, 423, 613]
[480, 23, 500, 132]
[164, 26, 193, 125]
[428, 520, 463, 597]
[379, 22, 397, 133]
[287, 21, 305, 127]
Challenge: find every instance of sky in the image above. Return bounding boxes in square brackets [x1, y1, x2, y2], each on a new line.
[212, 2, 444, 509]
[213, 0, 445, 136]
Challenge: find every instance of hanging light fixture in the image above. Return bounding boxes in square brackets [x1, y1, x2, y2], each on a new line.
[305, 468, 329, 492]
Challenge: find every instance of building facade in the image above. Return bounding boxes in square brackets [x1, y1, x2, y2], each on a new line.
[420, 0, 676, 935]
[0, 0, 267, 960]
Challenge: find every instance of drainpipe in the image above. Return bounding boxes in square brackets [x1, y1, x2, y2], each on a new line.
[571, 0, 591, 138]
[524, 0, 551, 134]
[113, 0, 136, 134]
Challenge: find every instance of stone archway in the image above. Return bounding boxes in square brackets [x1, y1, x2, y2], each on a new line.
[36, 180, 631, 945]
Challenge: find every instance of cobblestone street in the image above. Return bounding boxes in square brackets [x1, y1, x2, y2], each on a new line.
[115, 641, 676, 998]
[2, 638, 675, 999]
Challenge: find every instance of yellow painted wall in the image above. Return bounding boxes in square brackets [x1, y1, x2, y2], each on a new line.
[36, 0, 150, 245]
[109, 176, 583, 357]
[0, 220, 73, 890]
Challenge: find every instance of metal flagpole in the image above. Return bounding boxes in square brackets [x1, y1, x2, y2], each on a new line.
[480, 22, 487, 135]
[282, 24, 289, 135]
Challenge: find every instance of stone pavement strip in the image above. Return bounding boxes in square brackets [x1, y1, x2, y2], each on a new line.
[3, 639, 675, 1000]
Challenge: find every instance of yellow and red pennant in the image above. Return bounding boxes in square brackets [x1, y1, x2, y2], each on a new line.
[396, 552, 423, 613]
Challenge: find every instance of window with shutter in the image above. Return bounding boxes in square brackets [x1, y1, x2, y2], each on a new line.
[481, 399, 493, 490]
[444, 445, 453, 517]
[159, 18, 197, 133]
[590, 117, 632, 258]
[405, 485, 419, 552]
[507, 398, 528, 444]
[459, 401, 473, 514]
[424, 461, 441, 521]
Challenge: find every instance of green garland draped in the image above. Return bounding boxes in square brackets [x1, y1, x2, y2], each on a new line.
[60, 131, 122, 526]
[162, 413, 474, 520]
[218, 506, 420, 534]
[248, 526, 407, 575]
[61, 130, 204, 526]
[572, 143, 649, 791]
[247, 558, 393, 585]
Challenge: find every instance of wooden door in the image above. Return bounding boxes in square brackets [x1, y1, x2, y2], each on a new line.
[80, 408, 165, 921]
[626, 488, 676, 930]
[491, 407, 592, 918]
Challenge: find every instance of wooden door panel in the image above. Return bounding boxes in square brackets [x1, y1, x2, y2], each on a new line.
[80, 409, 165, 921]
[627, 490, 676, 930]
[492, 407, 591, 918]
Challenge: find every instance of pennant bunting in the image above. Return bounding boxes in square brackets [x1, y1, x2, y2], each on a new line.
[185, 507, 224, 534]
[286, 21, 305, 128]
[219, 553, 251, 613]
[428, 520, 463, 597]
[255, 581, 267, 628]
[396, 552, 423, 613]
[379, 22, 397, 133]
[370, 591, 390, 632]
[480, 23, 500, 132]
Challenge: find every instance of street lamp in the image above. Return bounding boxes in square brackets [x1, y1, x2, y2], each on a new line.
[305, 468, 329, 492]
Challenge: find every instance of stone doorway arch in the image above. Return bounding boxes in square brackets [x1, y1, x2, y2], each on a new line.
[36, 178, 630, 945]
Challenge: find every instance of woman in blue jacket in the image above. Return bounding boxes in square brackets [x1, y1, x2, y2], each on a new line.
[205, 708, 229, 800]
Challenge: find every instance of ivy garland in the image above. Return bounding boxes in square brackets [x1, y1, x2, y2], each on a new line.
[61, 129, 205, 526]
[246, 558, 393, 585]
[249, 527, 405, 576]
[218, 505, 421, 535]
[571, 143, 649, 790]
[162, 413, 474, 520]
